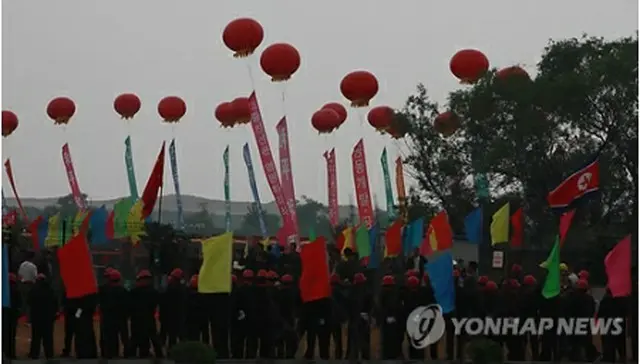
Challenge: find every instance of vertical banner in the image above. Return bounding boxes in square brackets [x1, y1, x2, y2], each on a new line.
[1, 189, 8, 216]
[61, 144, 87, 211]
[124, 136, 139, 199]
[247, 92, 294, 244]
[3, 160, 27, 221]
[169, 139, 184, 230]
[351, 139, 375, 228]
[276, 118, 299, 243]
[324, 149, 339, 227]
[380, 148, 396, 221]
[243, 143, 268, 236]
[223, 145, 231, 232]
[395, 156, 407, 221]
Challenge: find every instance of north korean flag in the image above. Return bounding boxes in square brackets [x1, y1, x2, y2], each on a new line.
[547, 158, 600, 209]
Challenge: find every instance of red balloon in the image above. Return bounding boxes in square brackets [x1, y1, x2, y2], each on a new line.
[114, 93, 141, 119]
[47, 97, 76, 125]
[321, 102, 347, 126]
[496, 66, 530, 81]
[231, 97, 251, 125]
[222, 18, 264, 58]
[340, 71, 379, 108]
[260, 43, 301, 82]
[434, 111, 460, 137]
[450, 49, 490, 84]
[157, 96, 186, 123]
[311, 109, 340, 134]
[215, 102, 236, 128]
[2, 111, 18, 137]
[367, 106, 395, 132]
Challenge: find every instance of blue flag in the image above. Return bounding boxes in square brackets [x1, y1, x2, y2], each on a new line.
[2, 244, 9, 308]
[36, 217, 49, 249]
[243, 143, 268, 236]
[425, 251, 455, 314]
[368, 224, 380, 269]
[89, 206, 109, 245]
[409, 218, 424, 249]
[464, 208, 483, 244]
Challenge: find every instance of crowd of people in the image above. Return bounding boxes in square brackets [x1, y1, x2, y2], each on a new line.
[2, 243, 637, 362]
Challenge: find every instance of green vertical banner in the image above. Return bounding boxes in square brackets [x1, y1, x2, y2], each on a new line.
[124, 136, 139, 199]
[474, 173, 490, 199]
[223, 145, 231, 232]
[380, 148, 396, 221]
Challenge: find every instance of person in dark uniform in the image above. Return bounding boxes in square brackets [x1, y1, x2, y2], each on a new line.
[60, 289, 78, 357]
[377, 275, 404, 359]
[127, 269, 163, 358]
[501, 279, 525, 361]
[252, 269, 275, 358]
[521, 274, 540, 360]
[100, 269, 130, 358]
[599, 288, 627, 362]
[480, 280, 500, 345]
[345, 272, 371, 360]
[3, 273, 21, 359]
[275, 274, 299, 359]
[28, 273, 57, 359]
[404, 274, 429, 360]
[185, 274, 209, 344]
[159, 268, 187, 349]
[329, 273, 348, 359]
[230, 270, 253, 358]
[567, 279, 600, 362]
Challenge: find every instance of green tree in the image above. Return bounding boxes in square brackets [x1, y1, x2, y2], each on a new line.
[183, 203, 218, 236]
[42, 193, 88, 219]
[296, 196, 332, 238]
[239, 203, 280, 236]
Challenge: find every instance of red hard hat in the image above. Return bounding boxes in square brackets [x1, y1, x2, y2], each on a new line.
[523, 275, 537, 286]
[257, 269, 268, 278]
[330, 273, 341, 284]
[485, 281, 498, 291]
[267, 270, 279, 280]
[242, 269, 254, 279]
[508, 278, 521, 289]
[170, 268, 184, 278]
[190, 275, 199, 288]
[280, 274, 293, 283]
[382, 275, 396, 286]
[231, 275, 238, 284]
[576, 279, 589, 290]
[405, 270, 418, 277]
[477, 275, 489, 285]
[578, 270, 590, 281]
[407, 275, 420, 288]
[109, 270, 122, 282]
[511, 264, 523, 273]
[103, 267, 114, 277]
[136, 270, 151, 280]
[353, 272, 367, 284]
[8, 272, 16, 283]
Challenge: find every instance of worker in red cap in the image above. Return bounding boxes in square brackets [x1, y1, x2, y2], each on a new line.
[598, 288, 627, 362]
[273, 273, 298, 359]
[159, 268, 187, 350]
[230, 269, 255, 359]
[404, 274, 432, 360]
[520, 274, 540, 360]
[27, 273, 57, 359]
[3, 272, 20, 359]
[99, 268, 129, 359]
[344, 272, 371, 360]
[185, 274, 209, 345]
[378, 274, 403, 359]
[127, 269, 163, 358]
[328, 272, 347, 359]
[567, 279, 599, 361]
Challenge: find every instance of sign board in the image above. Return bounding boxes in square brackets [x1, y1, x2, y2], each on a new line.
[492, 251, 504, 268]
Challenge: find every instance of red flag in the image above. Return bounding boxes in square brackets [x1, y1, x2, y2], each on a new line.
[299, 236, 331, 303]
[510, 208, 523, 248]
[140, 142, 166, 218]
[384, 220, 403, 257]
[547, 159, 599, 208]
[105, 210, 115, 239]
[604, 235, 631, 297]
[29, 216, 43, 251]
[57, 231, 97, 299]
[351, 139, 375, 228]
[427, 211, 453, 251]
[335, 231, 345, 252]
[559, 209, 575, 246]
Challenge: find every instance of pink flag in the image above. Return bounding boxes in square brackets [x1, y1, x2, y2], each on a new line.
[604, 235, 631, 297]
[559, 209, 575, 246]
[324, 149, 339, 226]
[247, 93, 294, 241]
[61, 143, 87, 211]
[351, 139, 374, 228]
[276, 118, 299, 244]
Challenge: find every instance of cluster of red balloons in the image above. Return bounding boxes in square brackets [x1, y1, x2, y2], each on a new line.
[215, 97, 251, 128]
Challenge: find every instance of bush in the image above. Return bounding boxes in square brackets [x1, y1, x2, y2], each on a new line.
[168, 341, 217, 364]
[466, 337, 504, 364]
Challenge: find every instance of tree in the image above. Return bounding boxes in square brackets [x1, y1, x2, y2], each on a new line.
[42, 193, 88, 219]
[238, 203, 280, 236]
[402, 34, 637, 245]
[183, 203, 218, 236]
[296, 196, 333, 238]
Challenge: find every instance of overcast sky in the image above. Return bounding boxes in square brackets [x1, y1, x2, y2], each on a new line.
[2, 1, 637, 206]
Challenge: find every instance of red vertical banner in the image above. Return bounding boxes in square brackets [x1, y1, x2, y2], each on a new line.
[61, 143, 87, 211]
[395, 156, 407, 220]
[247, 93, 294, 241]
[276, 118, 299, 243]
[324, 149, 339, 227]
[351, 139, 374, 228]
[3, 159, 28, 222]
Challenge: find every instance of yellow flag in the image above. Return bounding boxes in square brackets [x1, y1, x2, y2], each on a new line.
[45, 213, 61, 247]
[340, 227, 353, 256]
[490, 202, 510, 245]
[127, 200, 146, 245]
[72, 210, 89, 235]
[198, 231, 233, 293]
[429, 226, 438, 252]
[259, 238, 270, 249]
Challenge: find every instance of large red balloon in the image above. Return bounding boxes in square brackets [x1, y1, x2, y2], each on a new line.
[340, 71, 379, 107]
[47, 97, 76, 125]
[367, 106, 395, 133]
[222, 18, 264, 58]
[2, 111, 18, 137]
[158, 96, 186, 123]
[114, 93, 141, 119]
[434, 111, 460, 137]
[311, 109, 340, 134]
[231, 97, 251, 125]
[321, 102, 347, 127]
[260, 43, 301, 82]
[215, 102, 236, 128]
[496, 66, 530, 81]
[450, 49, 489, 84]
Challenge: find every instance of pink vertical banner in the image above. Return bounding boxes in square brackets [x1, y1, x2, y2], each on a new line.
[4, 159, 29, 222]
[61, 143, 87, 211]
[351, 139, 374, 228]
[248, 93, 294, 244]
[276, 117, 300, 243]
[324, 148, 339, 226]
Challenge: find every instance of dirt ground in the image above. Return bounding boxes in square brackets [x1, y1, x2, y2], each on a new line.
[15, 319, 633, 360]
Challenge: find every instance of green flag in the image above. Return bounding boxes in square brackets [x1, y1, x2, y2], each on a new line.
[380, 148, 396, 221]
[223, 146, 231, 232]
[542, 237, 561, 299]
[355, 225, 371, 259]
[114, 197, 135, 238]
[308, 226, 316, 242]
[124, 136, 139, 199]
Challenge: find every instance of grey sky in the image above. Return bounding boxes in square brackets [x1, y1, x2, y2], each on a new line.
[2, 1, 637, 206]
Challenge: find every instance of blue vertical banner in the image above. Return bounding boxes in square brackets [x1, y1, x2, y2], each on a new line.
[169, 139, 184, 230]
[124, 136, 139, 199]
[223, 146, 231, 232]
[242, 143, 268, 236]
[2, 244, 9, 307]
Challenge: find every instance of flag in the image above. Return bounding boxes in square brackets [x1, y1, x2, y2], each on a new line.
[380, 148, 396, 221]
[29, 216, 46, 251]
[425, 251, 455, 313]
[541, 237, 561, 299]
[559, 209, 575, 246]
[72, 210, 91, 235]
[113, 198, 135, 238]
[2, 244, 9, 308]
[604, 235, 631, 298]
[105, 210, 115, 239]
[223, 145, 231, 232]
[89, 206, 109, 245]
[464, 208, 482, 244]
[243, 143, 268, 236]
[510, 208, 523, 248]
[127, 200, 146, 245]
[57, 231, 98, 299]
[408, 218, 425, 250]
[299, 236, 331, 302]
[169, 139, 184, 229]
[198, 232, 233, 293]
[384, 220, 403, 257]
[340, 227, 354, 255]
[140, 142, 165, 218]
[124, 136, 139, 199]
[490, 203, 510, 245]
[44, 213, 62, 247]
[547, 158, 600, 208]
[355, 225, 371, 259]
[368, 224, 380, 269]
[424, 211, 453, 253]
[308, 226, 316, 242]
